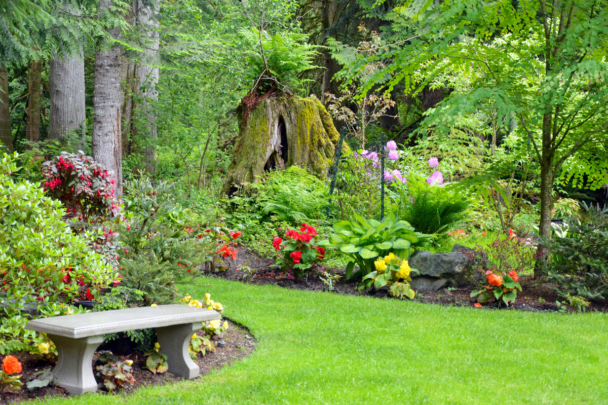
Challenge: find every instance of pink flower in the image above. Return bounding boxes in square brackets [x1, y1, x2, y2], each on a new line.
[392, 169, 405, 183]
[386, 140, 397, 150]
[388, 150, 399, 161]
[428, 157, 439, 168]
[427, 171, 443, 185]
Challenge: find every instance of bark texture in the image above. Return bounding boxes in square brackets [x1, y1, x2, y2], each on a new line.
[0, 67, 11, 152]
[93, 0, 123, 196]
[222, 96, 341, 194]
[49, 53, 86, 142]
[137, 0, 159, 176]
[26, 61, 42, 143]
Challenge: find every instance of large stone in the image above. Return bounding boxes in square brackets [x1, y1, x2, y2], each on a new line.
[409, 250, 474, 287]
[410, 277, 448, 291]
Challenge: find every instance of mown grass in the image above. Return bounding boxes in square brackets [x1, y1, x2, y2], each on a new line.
[39, 277, 608, 404]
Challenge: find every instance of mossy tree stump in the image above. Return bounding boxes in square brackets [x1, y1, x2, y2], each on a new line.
[222, 96, 341, 195]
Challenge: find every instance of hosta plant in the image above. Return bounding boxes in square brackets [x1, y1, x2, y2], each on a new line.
[272, 223, 325, 279]
[322, 213, 432, 280]
[471, 270, 522, 306]
[363, 253, 418, 298]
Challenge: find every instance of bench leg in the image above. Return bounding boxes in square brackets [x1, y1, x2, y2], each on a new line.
[47, 334, 103, 395]
[155, 322, 200, 379]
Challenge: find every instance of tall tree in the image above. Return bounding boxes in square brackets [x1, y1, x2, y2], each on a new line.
[0, 66, 12, 152]
[136, 0, 159, 176]
[48, 53, 86, 143]
[26, 61, 42, 144]
[346, 0, 608, 255]
[93, 0, 124, 196]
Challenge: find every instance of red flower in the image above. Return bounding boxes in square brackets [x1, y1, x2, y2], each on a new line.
[272, 237, 283, 250]
[315, 246, 325, 260]
[231, 231, 241, 239]
[86, 289, 94, 300]
[474, 303, 482, 308]
[217, 244, 237, 260]
[487, 273, 503, 287]
[299, 233, 312, 243]
[508, 270, 519, 282]
[2, 355, 22, 375]
[290, 251, 302, 264]
[481, 232, 486, 237]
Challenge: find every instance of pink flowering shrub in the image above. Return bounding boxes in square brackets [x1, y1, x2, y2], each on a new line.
[42, 152, 120, 221]
[271, 223, 324, 279]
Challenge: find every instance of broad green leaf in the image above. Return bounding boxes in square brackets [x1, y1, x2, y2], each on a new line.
[345, 261, 355, 280]
[359, 248, 379, 259]
[340, 244, 360, 254]
[375, 241, 393, 250]
[392, 239, 411, 249]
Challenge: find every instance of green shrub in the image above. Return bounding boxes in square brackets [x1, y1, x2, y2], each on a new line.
[322, 212, 432, 281]
[540, 203, 608, 300]
[396, 176, 470, 237]
[333, 151, 382, 220]
[0, 152, 116, 348]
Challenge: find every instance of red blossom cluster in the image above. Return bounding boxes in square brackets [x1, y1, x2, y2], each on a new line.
[217, 244, 237, 260]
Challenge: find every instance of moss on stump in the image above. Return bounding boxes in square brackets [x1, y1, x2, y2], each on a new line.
[222, 96, 341, 194]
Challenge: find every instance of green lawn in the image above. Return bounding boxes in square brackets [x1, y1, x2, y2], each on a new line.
[39, 278, 608, 404]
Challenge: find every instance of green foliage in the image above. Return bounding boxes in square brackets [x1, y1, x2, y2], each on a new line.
[540, 203, 608, 300]
[0, 153, 116, 341]
[189, 333, 215, 359]
[118, 253, 178, 306]
[231, 167, 328, 225]
[26, 369, 55, 391]
[471, 270, 522, 306]
[333, 151, 382, 220]
[396, 176, 470, 237]
[145, 343, 168, 374]
[240, 28, 319, 94]
[322, 212, 432, 280]
[95, 356, 136, 391]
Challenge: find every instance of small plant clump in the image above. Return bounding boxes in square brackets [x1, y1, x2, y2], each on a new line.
[1, 355, 23, 390]
[272, 222, 325, 279]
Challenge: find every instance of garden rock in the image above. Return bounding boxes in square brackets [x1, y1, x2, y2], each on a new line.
[409, 249, 474, 289]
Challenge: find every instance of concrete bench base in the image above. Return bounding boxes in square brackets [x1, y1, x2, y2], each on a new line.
[26, 305, 220, 395]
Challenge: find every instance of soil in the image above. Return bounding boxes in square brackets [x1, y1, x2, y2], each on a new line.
[207, 245, 608, 313]
[0, 320, 255, 404]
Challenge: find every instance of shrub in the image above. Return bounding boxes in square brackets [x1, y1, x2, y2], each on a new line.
[42, 152, 120, 221]
[471, 270, 522, 306]
[271, 222, 325, 279]
[333, 151, 382, 219]
[363, 253, 418, 298]
[539, 203, 608, 300]
[0, 153, 116, 325]
[396, 175, 470, 236]
[322, 212, 432, 281]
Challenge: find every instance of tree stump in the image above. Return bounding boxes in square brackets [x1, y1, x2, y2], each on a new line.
[222, 96, 341, 195]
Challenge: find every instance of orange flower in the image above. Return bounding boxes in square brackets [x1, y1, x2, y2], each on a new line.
[508, 270, 519, 282]
[487, 273, 503, 287]
[474, 303, 482, 308]
[2, 355, 22, 375]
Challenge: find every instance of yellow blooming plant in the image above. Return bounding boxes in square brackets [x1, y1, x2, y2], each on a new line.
[362, 253, 418, 299]
[180, 293, 224, 314]
[189, 333, 215, 359]
[203, 319, 229, 339]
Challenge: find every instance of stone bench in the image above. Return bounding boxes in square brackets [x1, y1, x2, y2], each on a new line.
[26, 304, 220, 395]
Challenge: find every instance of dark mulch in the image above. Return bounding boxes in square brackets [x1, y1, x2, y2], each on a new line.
[207, 245, 608, 313]
[0, 320, 255, 404]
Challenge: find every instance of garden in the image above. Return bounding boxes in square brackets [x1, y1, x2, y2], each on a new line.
[1, 0, 608, 403]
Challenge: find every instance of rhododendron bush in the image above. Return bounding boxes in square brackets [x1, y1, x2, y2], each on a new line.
[272, 223, 324, 279]
[0, 153, 116, 331]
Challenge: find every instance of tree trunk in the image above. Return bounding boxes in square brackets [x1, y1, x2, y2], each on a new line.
[26, 61, 42, 144]
[535, 111, 555, 275]
[137, 0, 159, 176]
[93, 0, 123, 197]
[49, 52, 86, 143]
[0, 67, 11, 152]
[120, 56, 136, 157]
[222, 97, 342, 195]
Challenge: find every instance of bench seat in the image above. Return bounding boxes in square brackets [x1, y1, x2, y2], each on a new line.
[26, 304, 221, 395]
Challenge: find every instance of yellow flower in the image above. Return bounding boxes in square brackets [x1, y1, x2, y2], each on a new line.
[151, 304, 158, 307]
[384, 252, 396, 263]
[374, 258, 387, 273]
[209, 320, 221, 330]
[222, 321, 229, 330]
[205, 293, 211, 305]
[213, 302, 223, 312]
[189, 300, 203, 308]
[181, 295, 192, 303]
[125, 360, 133, 366]
[155, 342, 161, 351]
[192, 334, 198, 340]
[398, 261, 411, 279]
[38, 342, 50, 354]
